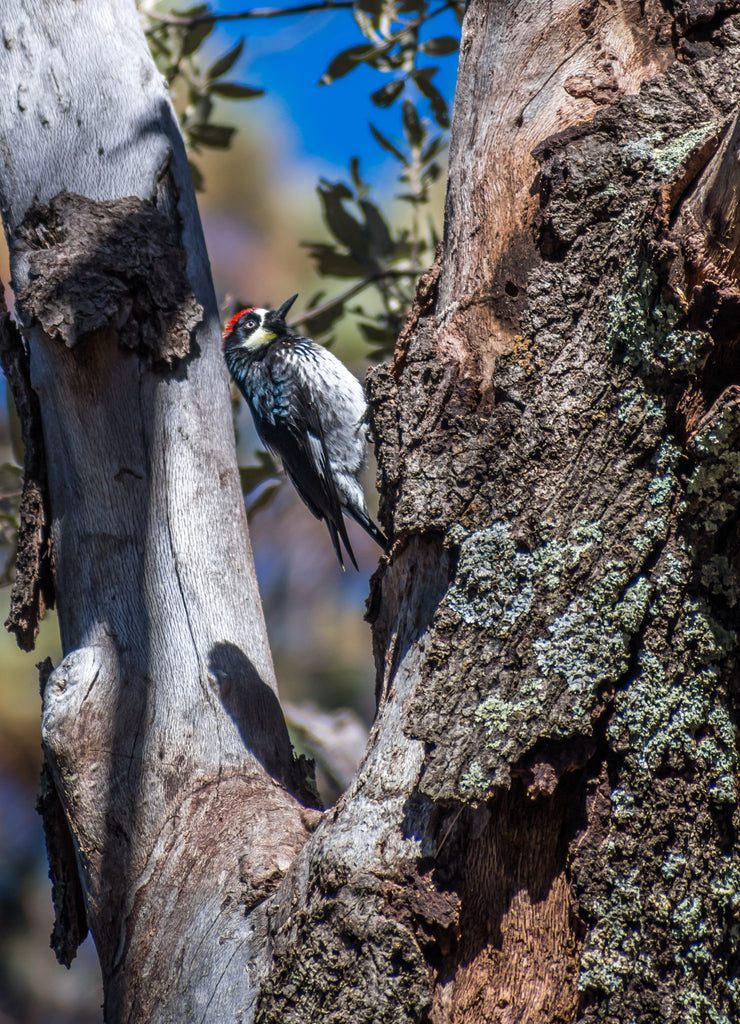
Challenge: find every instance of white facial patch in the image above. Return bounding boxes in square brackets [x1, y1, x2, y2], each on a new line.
[239, 309, 275, 351]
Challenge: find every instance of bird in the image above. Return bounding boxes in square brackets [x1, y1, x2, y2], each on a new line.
[222, 293, 387, 569]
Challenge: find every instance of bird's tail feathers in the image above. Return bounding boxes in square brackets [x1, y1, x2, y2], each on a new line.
[346, 505, 387, 550]
[326, 518, 359, 571]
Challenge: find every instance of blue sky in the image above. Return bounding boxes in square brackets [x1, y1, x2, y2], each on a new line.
[202, 0, 461, 177]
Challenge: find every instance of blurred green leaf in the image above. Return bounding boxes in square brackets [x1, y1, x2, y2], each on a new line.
[402, 99, 425, 147]
[248, 482, 282, 520]
[369, 123, 408, 164]
[188, 123, 235, 148]
[421, 134, 445, 163]
[355, 0, 384, 14]
[182, 17, 214, 57]
[360, 199, 394, 257]
[370, 79, 405, 108]
[209, 82, 264, 100]
[349, 157, 368, 198]
[359, 322, 397, 345]
[147, 34, 172, 58]
[303, 300, 346, 336]
[188, 90, 213, 123]
[318, 183, 371, 259]
[207, 39, 245, 80]
[413, 73, 450, 129]
[420, 35, 459, 56]
[428, 213, 441, 249]
[320, 41, 390, 85]
[422, 162, 441, 185]
[302, 243, 369, 278]
[325, 180, 354, 201]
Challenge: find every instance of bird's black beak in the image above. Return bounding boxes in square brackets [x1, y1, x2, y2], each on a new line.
[276, 293, 298, 321]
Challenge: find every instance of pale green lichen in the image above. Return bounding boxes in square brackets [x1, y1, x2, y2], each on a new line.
[653, 123, 721, 176]
[658, 329, 712, 373]
[661, 853, 687, 882]
[687, 446, 740, 533]
[686, 398, 740, 530]
[656, 437, 682, 472]
[613, 576, 651, 632]
[620, 132, 665, 170]
[447, 524, 534, 633]
[683, 599, 736, 662]
[447, 521, 604, 635]
[454, 516, 659, 790]
[610, 657, 725, 775]
[473, 681, 543, 739]
[579, 863, 644, 993]
[459, 759, 489, 796]
[580, 816, 740, 1015]
[591, 561, 631, 609]
[534, 598, 631, 696]
[616, 383, 664, 425]
[606, 254, 676, 370]
[619, 123, 719, 178]
[631, 515, 670, 556]
[606, 210, 712, 380]
[658, 550, 691, 589]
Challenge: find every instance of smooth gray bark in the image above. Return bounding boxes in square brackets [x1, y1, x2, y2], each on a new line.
[0, 3, 311, 1021]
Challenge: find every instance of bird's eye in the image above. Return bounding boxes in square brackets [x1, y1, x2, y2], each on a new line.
[245, 317, 258, 329]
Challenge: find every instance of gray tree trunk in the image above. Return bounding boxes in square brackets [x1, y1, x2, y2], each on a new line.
[0, 3, 313, 1021]
[3, 0, 740, 1022]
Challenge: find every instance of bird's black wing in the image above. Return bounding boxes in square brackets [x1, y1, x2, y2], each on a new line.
[251, 368, 358, 570]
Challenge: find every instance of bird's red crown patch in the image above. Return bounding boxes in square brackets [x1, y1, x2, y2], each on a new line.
[224, 308, 256, 336]
[222, 308, 256, 349]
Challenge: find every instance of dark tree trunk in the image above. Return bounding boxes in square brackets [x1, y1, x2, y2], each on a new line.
[3, 0, 740, 1021]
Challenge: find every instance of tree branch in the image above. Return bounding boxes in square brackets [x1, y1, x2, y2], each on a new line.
[287, 269, 424, 329]
[141, 1, 354, 27]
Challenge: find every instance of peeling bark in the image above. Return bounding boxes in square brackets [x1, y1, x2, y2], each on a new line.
[16, 187, 203, 364]
[0, 294, 54, 649]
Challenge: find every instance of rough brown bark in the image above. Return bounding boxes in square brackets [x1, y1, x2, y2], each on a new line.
[363, 2, 740, 1020]
[0, 293, 54, 649]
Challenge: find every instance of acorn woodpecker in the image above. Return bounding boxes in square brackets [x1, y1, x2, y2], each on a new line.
[223, 294, 386, 569]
